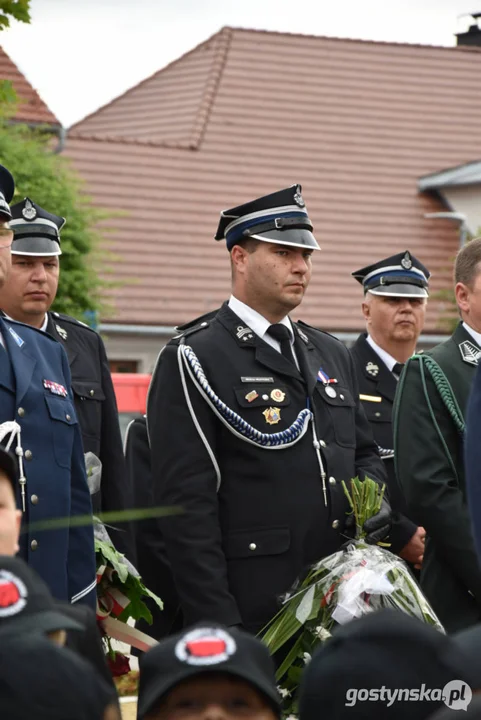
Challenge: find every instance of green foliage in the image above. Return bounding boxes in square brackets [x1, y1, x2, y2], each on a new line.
[0, 120, 108, 320]
[0, 0, 31, 30]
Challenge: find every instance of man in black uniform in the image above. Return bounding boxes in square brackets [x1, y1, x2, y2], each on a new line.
[350, 252, 429, 568]
[0, 197, 133, 559]
[147, 185, 391, 633]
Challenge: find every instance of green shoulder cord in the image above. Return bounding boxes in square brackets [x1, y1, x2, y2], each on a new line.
[394, 354, 464, 482]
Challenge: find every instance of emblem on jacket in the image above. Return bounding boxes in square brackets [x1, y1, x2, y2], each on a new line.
[271, 389, 285, 402]
[366, 361, 379, 377]
[297, 327, 309, 344]
[459, 340, 481, 366]
[8, 327, 24, 347]
[245, 390, 258, 403]
[236, 326, 254, 342]
[263, 407, 281, 424]
[43, 379, 68, 397]
[56, 324, 68, 340]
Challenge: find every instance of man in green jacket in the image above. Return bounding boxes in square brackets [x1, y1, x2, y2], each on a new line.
[393, 238, 481, 632]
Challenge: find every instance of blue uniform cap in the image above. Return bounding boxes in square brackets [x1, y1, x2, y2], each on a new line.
[352, 251, 430, 298]
[215, 184, 320, 252]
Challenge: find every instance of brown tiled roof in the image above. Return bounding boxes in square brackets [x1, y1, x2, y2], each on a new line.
[0, 46, 60, 126]
[64, 28, 481, 333]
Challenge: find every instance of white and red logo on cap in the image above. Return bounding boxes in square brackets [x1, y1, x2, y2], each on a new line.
[0, 570, 27, 617]
[175, 627, 237, 666]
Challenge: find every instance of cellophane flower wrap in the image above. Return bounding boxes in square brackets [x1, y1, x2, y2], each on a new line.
[260, 477, 443, 718]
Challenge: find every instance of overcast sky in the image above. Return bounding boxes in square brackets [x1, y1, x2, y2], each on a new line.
[1, 0, 480, 127]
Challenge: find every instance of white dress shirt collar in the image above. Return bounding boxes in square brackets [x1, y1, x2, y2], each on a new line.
[228, 295, 294, 345]
[366, 334, 398, 373]
[462, 322, 481, 348]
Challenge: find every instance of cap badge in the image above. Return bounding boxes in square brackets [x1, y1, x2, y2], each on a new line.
[245, 390, 258, 403]
[56, 324, 68, 341]
[175, 627, 236, 666]
[270, 388, 285, 402]
[263, 407, 281, 424]
[22, 199, 37, 221]
[366, 361, 379, 377]
[401, 252, 412, 270]
[459, 340, 481, 367]
[293, 188, 305, 207]
[0, 571, 27, 617]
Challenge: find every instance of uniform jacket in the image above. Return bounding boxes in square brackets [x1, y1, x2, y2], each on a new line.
[147, 302, 386, 633]
[46, 312, 134, 560]
[350, 334, 417, 553]
[393, 322, 481, 632]
[466, 363, 481, 563]
[125, 416, 181, 640]
[0, 315, 96, 606]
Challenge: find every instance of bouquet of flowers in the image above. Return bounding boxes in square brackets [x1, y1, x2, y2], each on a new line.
[86, 453, 162, 676]
[260, 477, 443, 717]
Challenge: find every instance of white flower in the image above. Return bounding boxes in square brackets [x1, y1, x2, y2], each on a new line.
[314, 625, 332, 642]
[285, 715, 298, 720]
[277, 686, 291, 698]
[303, 651, 312, 664]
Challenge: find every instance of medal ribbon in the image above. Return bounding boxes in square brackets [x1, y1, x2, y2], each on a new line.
[317, 366, 338, 385]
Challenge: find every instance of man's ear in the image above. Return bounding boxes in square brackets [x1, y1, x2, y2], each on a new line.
[230, 244, 249, 275]
[361, 299, 371, 323]
[455, 282, 470, 314]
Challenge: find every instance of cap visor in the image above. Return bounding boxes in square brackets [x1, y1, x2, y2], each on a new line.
[368, 283, 428, 298]
[249, 227, 320, 250]
[139, 667, 281, 719]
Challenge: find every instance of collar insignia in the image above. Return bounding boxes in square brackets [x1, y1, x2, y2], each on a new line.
[8, 327, 24, 347]
[459, 340, 481, 366]
[366, 361, 379, 377]
[236, 325, 254, 342]
[56, 324, 68, 340]
[297, 327, 309, 344]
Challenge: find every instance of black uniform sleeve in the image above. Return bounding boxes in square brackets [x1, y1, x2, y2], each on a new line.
[147, 342, 242, 627]
[97, 337, 135, 562]
[394, 358, 481, 601]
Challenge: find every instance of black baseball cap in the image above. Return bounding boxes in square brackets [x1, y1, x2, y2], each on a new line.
[0, 555, 82, 635]
[299, 610, 476, 720]
[138, 623, 281, 718]
[0, 447, 17, 492]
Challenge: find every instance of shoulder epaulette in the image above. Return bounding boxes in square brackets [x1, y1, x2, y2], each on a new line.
[174, 308, 219, 339]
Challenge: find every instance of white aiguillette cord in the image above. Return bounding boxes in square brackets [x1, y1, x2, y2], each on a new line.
[0, 421, 27, 511]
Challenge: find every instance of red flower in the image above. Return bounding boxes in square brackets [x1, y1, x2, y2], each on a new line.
[108, 651, 131, 677]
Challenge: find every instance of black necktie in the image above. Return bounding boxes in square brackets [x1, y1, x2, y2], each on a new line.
[392, 362, 405, 377]
[267, 324, 295, 365]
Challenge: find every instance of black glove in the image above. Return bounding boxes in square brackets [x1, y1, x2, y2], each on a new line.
[362, 498, 392, 545]
[344, 498, 392, 545]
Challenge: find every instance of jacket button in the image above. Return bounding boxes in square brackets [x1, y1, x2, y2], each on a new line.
[17, 407, 25, 417]
[249, 543, 257, 551]
[30, 539, 38, 551]
[25, 450, 32, 460]
[320, 440, 327, 448]
[375, 412, 381, 417]
[340, 394, 345, 400]
[329, 476, 336, 485]
[89, 389, 95, 397]
[332, 519, 340, 529]
[31, 494, 38, 505]
[66, 414, 71, 421]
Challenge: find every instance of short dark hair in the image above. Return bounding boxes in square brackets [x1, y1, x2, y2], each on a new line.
[229, 237, 261, 254]
[454, 238, 481, 286]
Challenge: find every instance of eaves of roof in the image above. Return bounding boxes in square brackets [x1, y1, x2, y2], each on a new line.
[419, 160, 481, 190]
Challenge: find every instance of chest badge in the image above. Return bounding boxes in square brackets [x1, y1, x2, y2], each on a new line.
[366, 361, 379, 377]
[325, 386, 337, 398]
[270, 388, 285, 402]
[245, 390, 259, 403]
[56, 324, 68, 340]
[43, 379, 68, 397]
[263, 407, 281, 425]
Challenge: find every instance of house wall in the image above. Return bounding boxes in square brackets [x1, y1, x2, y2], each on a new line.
[442, 184, 481, 236]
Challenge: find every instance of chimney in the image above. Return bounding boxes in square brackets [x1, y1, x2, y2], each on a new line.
[456, 13, 481, 46]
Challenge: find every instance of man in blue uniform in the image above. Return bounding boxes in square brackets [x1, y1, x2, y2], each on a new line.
[0, 197, 133, 560]
[0, 164, 95, 606]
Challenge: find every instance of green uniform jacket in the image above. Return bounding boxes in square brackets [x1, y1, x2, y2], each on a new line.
[393, 322, 481, 632]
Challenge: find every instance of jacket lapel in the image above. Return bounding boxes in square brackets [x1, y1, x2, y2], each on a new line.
[46, 313, 78, 367]
[0, 317, 37, 404]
